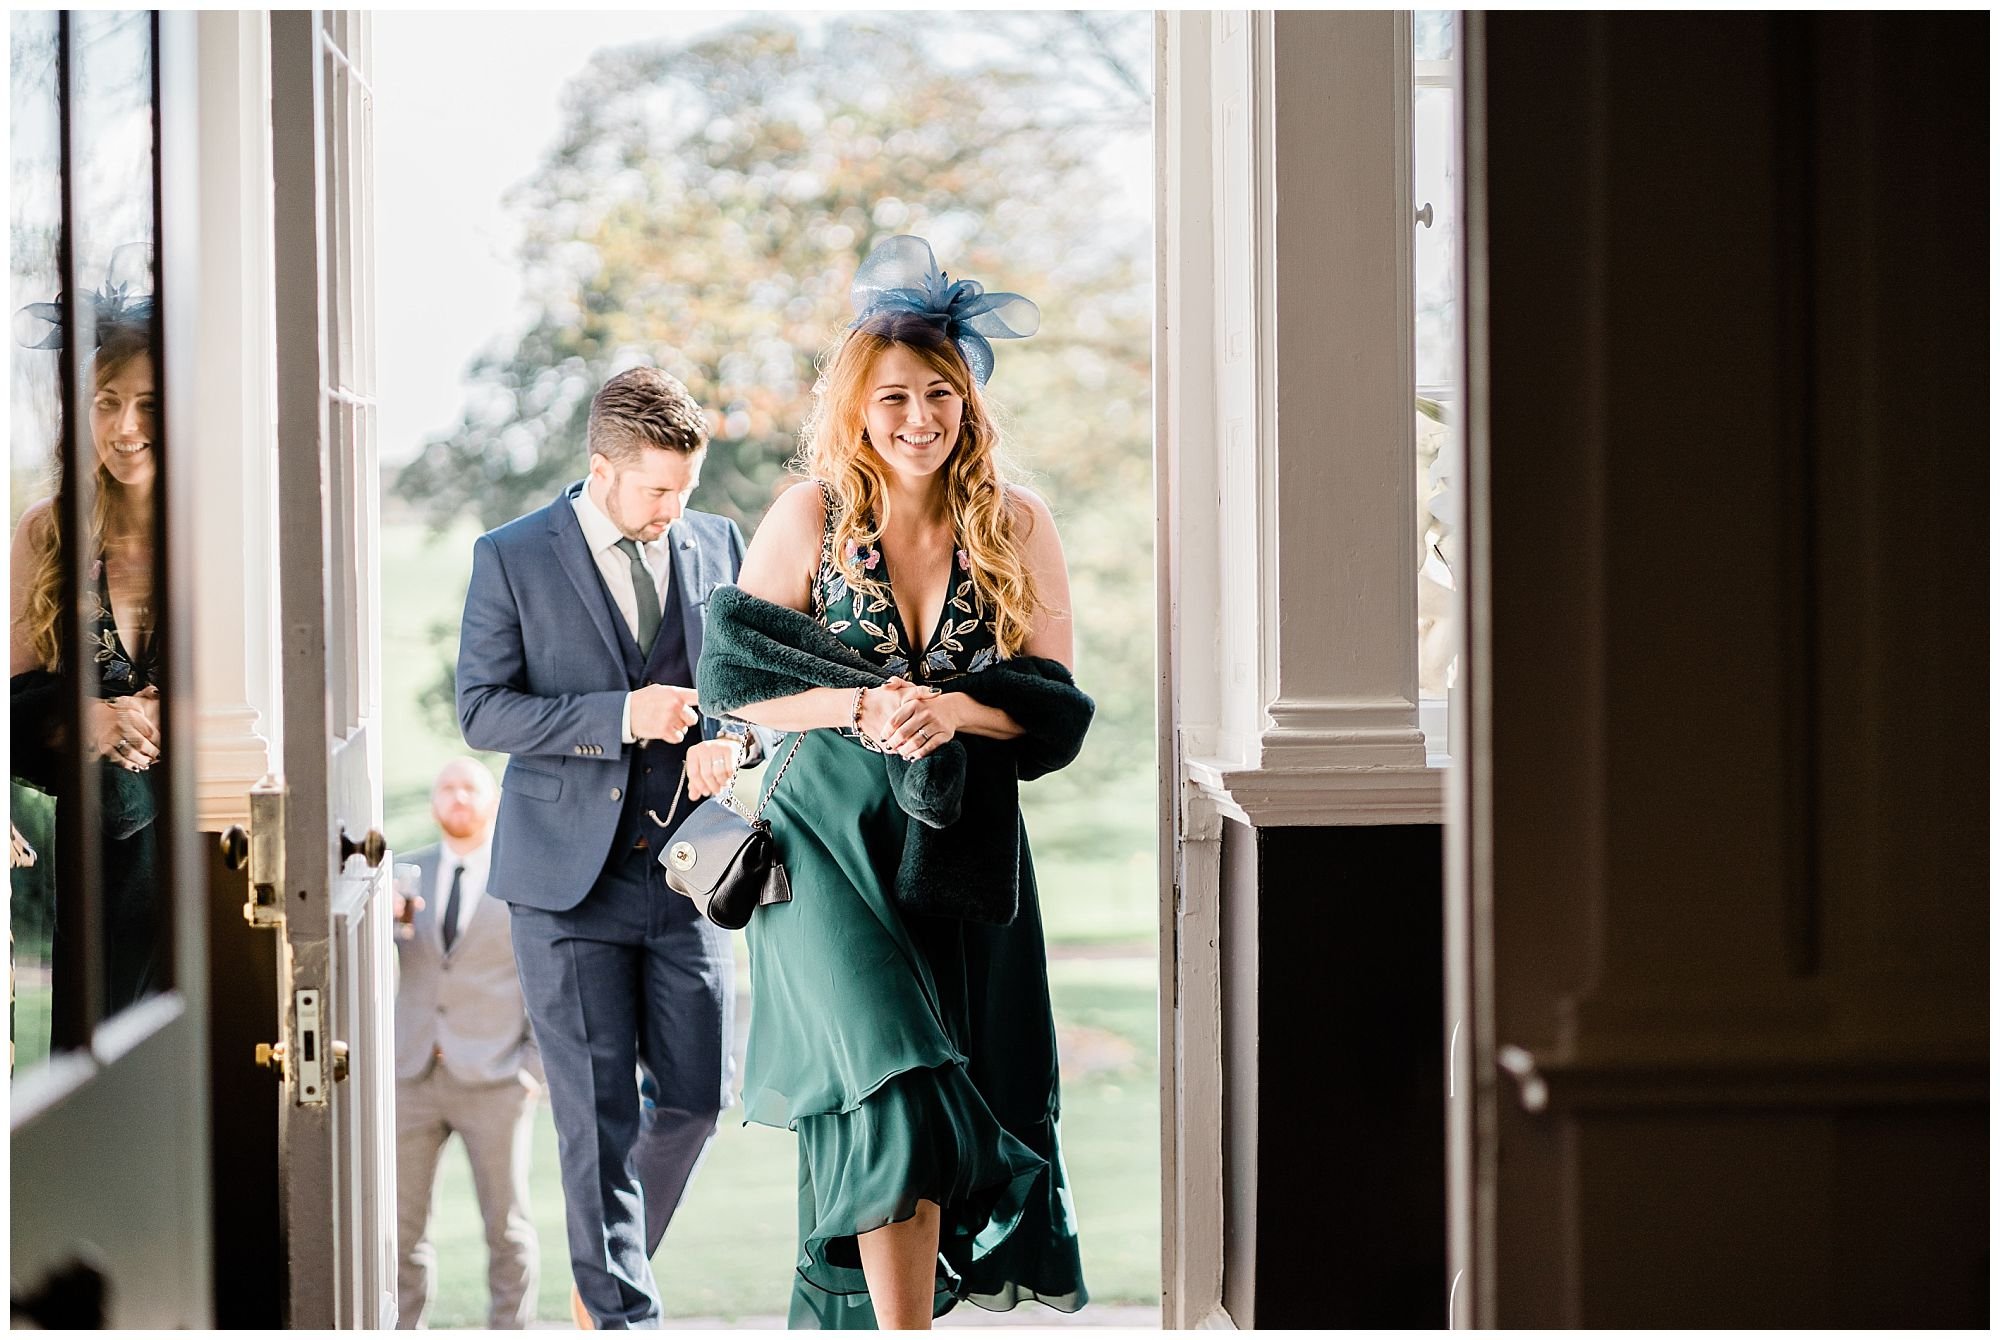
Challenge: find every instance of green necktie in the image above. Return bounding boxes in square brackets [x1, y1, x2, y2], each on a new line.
[614, 537, 661, 656]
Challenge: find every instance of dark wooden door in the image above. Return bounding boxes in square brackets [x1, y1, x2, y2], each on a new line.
[1455, 11, 1987, 1327]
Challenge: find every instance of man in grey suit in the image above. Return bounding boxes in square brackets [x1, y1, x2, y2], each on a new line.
[393, 757, 542, 1329]
[456, 367, 762, 1329]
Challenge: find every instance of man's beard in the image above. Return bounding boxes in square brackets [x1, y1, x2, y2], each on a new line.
[605, 484, 659, 540]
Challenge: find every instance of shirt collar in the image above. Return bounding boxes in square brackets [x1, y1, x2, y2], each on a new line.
[442, 837, 492, 881]
[574, 481, 670, 559]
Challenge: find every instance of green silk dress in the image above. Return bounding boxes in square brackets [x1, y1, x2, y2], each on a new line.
[741, 513, 1088, 1328]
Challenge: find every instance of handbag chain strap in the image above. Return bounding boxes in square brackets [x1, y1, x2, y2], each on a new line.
[650, 727, 808, 833]
[648, 482, 834, 834]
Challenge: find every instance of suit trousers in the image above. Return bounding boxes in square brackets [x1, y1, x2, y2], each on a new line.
[395, 1063, 540, 1329]
[509, 842, 735, 1329]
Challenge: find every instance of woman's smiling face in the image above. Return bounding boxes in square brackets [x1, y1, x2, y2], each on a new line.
[861, 343, 964, 482]
[91, 351, 157, 490]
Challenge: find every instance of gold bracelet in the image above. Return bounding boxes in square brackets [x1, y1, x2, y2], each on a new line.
[851, 686, 874, 748]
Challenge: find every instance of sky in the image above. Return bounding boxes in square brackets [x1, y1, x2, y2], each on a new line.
[373, 10, 757, 467]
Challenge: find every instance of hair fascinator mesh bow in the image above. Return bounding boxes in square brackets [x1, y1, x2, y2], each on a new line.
[13, 242, 155, 351]
[848, 234, 1039, 386]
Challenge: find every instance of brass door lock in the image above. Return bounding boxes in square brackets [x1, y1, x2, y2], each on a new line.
[236, 775, 287, 929]
[256, 1040, 347, 1085]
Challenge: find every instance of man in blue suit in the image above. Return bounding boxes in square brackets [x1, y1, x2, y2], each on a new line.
[457, 367, 761, 1328]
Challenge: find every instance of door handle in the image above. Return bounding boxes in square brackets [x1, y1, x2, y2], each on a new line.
[338, 825, 387, 870]
[1496, 1044, 1549, 1113]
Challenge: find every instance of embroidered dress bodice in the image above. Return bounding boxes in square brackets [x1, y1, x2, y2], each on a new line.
[811, 489, 1000, 686]
[88, 555, 157, 698]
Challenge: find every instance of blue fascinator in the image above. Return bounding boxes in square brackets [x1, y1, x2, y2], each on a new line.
[848, 234, 1039, 386]
[13, 242, 155, 350]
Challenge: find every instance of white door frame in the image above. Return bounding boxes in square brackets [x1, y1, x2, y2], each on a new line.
[269, 10, 397, 1328]
[191, 8, 283, 830]
[1155, 10, 1443, 1327]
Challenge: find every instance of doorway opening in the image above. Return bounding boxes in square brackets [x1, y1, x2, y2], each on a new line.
[372, 11, 1159, 1327]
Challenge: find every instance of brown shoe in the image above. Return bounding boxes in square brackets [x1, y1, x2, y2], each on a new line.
[570, 1284, 595, 1331]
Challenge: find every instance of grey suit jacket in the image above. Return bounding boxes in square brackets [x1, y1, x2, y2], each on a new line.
[392, 842, 542, 1086]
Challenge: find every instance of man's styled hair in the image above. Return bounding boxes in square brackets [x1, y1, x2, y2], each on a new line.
[586, 366, 708, 466]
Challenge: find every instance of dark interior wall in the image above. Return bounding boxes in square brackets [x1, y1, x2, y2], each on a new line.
[1222, 821, 1446, 1328]
[204, 844, 284, 1328]
[1474, 9, 1988, 1326]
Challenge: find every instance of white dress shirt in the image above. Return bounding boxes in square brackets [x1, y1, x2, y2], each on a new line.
[573, 485, 675, 743]
[435, 837, 493, 953]
[573, 483, 673, 633]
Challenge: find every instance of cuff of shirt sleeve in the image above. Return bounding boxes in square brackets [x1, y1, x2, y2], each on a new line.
[621, 692, 637, 744]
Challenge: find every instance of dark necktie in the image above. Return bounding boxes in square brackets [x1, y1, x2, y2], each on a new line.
[615, 537, 661, 656]
[441, 863, 464, 954]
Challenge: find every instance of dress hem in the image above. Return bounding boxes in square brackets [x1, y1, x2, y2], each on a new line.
[737, 1044, 975, 1133]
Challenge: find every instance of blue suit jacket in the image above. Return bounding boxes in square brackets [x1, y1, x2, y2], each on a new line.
[456, 480, 760, 912]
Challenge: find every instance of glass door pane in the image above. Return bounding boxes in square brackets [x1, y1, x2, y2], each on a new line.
[71, 9, 170, 1032]
[10, 6, 65, 1073]
[1414, 10, 1461, 758]
[9, 9, 169, 1072]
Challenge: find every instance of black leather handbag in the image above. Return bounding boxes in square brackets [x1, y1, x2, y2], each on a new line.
[654, 731, 805, 930]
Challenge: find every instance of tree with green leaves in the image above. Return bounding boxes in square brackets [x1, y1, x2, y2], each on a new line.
[394, 12, 1154, 798]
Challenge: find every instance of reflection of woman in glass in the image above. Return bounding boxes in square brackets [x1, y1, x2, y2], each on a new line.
[9, 309, 165, 1034]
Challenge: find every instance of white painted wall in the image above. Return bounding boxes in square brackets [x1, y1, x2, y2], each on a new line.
[1169, 11, 1442, 832]
[1157, 9, 1446, 1327]
[191, 11, 280, 831]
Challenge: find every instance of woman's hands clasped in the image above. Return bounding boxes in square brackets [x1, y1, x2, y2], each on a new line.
[863, 677, 958, 761]
[89, 686, 161, 771]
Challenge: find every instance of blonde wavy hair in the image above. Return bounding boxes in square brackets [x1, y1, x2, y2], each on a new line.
[19, 322, 152, 670]
[796, 310, 1041, 656]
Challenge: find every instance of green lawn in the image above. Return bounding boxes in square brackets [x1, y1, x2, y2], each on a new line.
[419, 956, 1160, 1326]
[10, 782, 57, 1073]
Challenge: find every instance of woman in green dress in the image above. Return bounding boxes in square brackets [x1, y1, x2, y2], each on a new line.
[726, 237, 1085, 1328]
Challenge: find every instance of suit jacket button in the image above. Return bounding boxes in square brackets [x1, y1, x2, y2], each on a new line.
[610, 787, 622, 800]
